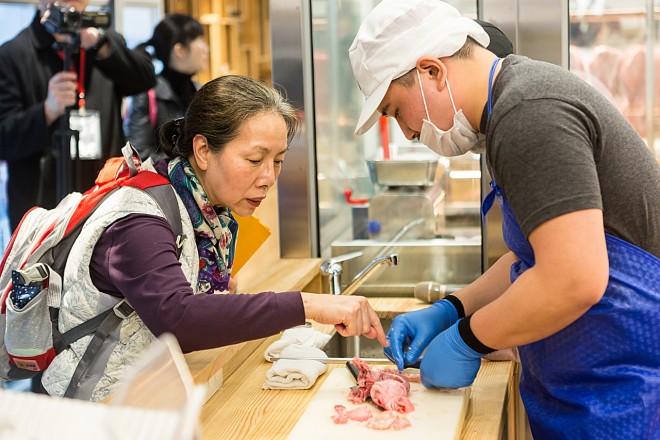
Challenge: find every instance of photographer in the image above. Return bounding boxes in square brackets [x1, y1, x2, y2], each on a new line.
[0, 0, 156, 230]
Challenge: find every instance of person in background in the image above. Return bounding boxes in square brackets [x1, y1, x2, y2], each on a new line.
[124, 14, 208, 161]
[40, 75, 386, 401]
[350, 1, 660, 439]
[474, 19, 513, 58]
[0, 0, 156, 230]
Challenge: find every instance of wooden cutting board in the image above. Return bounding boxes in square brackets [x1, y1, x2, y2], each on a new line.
[287, 367, 470, 440]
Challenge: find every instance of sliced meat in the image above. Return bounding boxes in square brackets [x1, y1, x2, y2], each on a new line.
[397, 369, 421, 383]
[345, 405, 373, 422]
[370, 379, 415, 413]
[331, 404, 373, 425]
[380, 369, 412, 392]
[331, 405, 348, 424]
[365, 410, 412, 431]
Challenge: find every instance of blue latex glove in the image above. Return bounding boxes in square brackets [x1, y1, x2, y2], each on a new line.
[420, 321, 483, 389]
[384, 299, 458, 371]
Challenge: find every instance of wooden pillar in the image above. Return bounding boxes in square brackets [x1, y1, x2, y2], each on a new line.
[164, 0, 271, 84]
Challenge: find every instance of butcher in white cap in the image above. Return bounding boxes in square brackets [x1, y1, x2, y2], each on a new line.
[351, 1, 660, 440]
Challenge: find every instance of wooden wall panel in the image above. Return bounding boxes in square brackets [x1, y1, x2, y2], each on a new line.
[165, 0, 271, 84]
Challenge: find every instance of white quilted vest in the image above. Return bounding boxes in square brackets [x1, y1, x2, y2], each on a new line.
[41, 183, 198, 401]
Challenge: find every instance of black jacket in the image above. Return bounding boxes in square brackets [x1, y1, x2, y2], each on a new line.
[124, 75, 199, 161]
[0, 10, 156, 229]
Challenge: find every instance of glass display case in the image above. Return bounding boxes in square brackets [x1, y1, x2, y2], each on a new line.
[568, 0, 660, 157]
[271, 0, 484, 296]
[483, 0, 659, 159]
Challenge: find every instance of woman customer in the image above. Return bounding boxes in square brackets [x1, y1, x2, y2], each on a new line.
[41, 75, 386, 401]
[124, 14, 208, 161]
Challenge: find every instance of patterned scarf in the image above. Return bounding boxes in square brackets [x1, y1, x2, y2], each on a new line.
[168, 157, 237, 293]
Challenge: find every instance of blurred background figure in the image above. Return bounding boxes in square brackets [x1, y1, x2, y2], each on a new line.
[0, 0, 156, 232]
[124, 14, 209, 161]
[569, 0, 660, 144]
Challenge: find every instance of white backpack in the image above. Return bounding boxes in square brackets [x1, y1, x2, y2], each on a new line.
[0, 146, 183, 397]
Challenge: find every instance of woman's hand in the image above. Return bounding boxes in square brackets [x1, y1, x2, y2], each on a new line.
[300, 292, 388, 346]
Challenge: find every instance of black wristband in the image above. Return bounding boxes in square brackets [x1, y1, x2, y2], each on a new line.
[458, 315, 496, 355]
[444, 294, 465, 318]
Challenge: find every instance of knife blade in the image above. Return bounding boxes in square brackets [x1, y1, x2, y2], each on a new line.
[345, 361, 383, 411]
[266, 356, 391, 363]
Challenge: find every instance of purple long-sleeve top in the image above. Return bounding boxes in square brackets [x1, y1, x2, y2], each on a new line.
[88, 184, 305, 353]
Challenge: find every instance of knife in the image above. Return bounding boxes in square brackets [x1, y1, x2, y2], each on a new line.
[345, 361, 383, 411]
[266, 356, 391, 363]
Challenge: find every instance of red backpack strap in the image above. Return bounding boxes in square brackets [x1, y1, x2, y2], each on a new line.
[122, 170, 170, 190]
[67, 145, 145, 235]
[95, 157, 125, 185]
[148, 88, 157, 129]
[63, 171, 171, 237]
[94, 144, 142, 186]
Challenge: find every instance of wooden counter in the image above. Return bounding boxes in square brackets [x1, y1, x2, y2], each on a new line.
[184, 259, 323, 399]
[185, 259, 515, 439]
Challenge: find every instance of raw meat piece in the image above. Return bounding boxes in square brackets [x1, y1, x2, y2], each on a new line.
[347, 387, 368, 404]
[370, 379, 414, 413]
[589, 45, 625, 96]
[338, 358, 416, 429]
[347, 358, 413, 408]
[365, 410, 412, 431]
[619, 45, 660, 137]
[397, 369, 421, 383]
[331, 405, 348, 424]
[345, 405, 373, 422]
[347, 357, 381, 404]
[347, 358, 412, 401]
[380, 369, 411, 392]
[331, 404, 373, 424]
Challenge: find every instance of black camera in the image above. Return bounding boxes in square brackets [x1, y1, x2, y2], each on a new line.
[44, 1, 111, 35]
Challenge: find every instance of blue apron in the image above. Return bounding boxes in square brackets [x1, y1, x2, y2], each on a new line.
[481, 59, 660, 440]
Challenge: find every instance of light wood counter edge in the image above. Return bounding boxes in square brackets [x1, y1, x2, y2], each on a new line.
[185, 258, 322, 401]
[182, 258, 514, 439]
[199, 334, 512, 440]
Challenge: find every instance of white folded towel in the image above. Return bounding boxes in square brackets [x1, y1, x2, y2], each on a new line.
[262, 345, 328, 390]
[263, 326, 331, 361]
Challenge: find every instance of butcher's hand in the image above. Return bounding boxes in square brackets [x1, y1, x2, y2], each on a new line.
[385, 299, 458, 371]
[300, 292, 387, 346]
[420, 321, 482, 389]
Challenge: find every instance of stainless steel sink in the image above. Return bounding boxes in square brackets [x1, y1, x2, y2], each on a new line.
[330, 236, 481, 297]
[324, 319, 393, 359]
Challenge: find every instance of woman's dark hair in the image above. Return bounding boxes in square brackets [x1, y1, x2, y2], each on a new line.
[146, 14, 204, 65]
[157, 75, 300, 159]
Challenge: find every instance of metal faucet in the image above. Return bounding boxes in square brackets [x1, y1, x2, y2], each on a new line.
[320, 252, 398, 296]
[320, 252, 398, 358]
